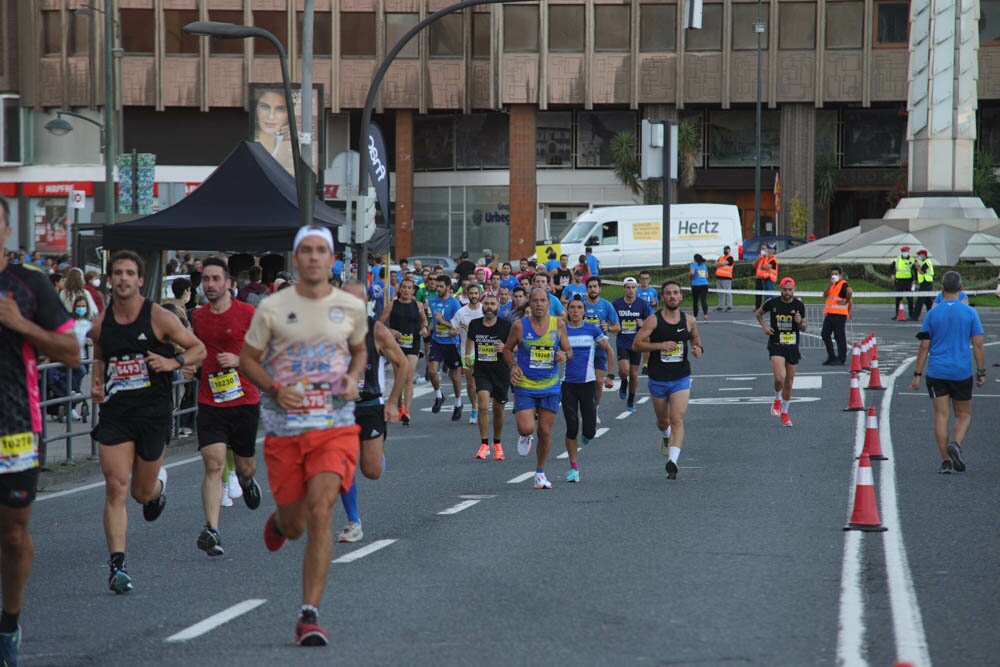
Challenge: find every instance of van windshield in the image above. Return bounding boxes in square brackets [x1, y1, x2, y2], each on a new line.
[560, 218, 598, 244]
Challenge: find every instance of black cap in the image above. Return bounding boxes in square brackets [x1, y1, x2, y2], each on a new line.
[461, 251, 469, 259]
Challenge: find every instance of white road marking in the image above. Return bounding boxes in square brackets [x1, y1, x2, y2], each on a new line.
[725, 376, 757, 381]
[507, 471, 535, 484]
[165, 599, 267, 642]
[332, 539, 397, 563]
[792, 375, 823, 390]
[37, 453, 206, 502]
[637, 396, 650, 405]
[615, 411, 632, 420]
[438, 499, 483, 515]
[460, 494, 496, 499]
[719, 387, 753, 391]
[593, 427, 609, 438]
[688, 396, 820, 406]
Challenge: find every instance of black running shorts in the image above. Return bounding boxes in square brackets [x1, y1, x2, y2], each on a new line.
[616, 347, 642, 367]
[356, 404, 387, 442]
[473, 366, 510, 404]
[767, 344, 802, 366]
[93, 416, 171, 462]
[926, 376, 973, 402]
[196, 403, 261, 457]
[0, 468, 40, 508]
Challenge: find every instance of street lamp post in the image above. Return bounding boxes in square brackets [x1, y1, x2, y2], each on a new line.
[45, 111, 112, 226]
[182, 21, 314, 229]
[753, 2, 766, 238]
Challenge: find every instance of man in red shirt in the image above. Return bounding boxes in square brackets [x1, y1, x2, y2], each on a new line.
[188, 257, 262, 557]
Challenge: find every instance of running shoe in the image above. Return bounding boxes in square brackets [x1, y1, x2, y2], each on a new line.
[295, 610, 329, 647]
[665, 460, 679, 480]
[725, 307, 734, 312]
[781, 413, 792, 427]
[431, 396, 444, 414]
[197, 525, 224, 557]
[142, 468, 167, 522]
[108, 568, 133, 594]
[596, 414, 602, 424]
[581, 436, 591, 445]
[397, 405, 405, 422]
[338, 521, 364, 543]
[451, 404, 463, 421]
[938, 460, 953, 474]
[242, 476, 262, 510]
[493, 443, 505, 461]
[534, 472, 552, 489]
[475, 443, 490, 460]
[715, 307, 723, 312]
[627, 397, 636, 412]
[263, 512, 287, 552]
[565, 469, 580, 483]
[469, 409, 478, 424]
[0, 626, 19, 667]
[517, 435, 534, 456]
[618, 387, 627, 400]
[401, 409, 411, 426]
[227, 473, 243, 500]
[770, 399, 781, 417]
[220, 482, 233, 507]
[947, 441, 966, 472]
[640, 365, 648, 376]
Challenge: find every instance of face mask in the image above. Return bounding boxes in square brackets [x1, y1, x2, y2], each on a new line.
[91, 278, 101, 287]
[75, 307, 88, 317]
[902, 253, 909, 259]
[831, 274, 840, 281]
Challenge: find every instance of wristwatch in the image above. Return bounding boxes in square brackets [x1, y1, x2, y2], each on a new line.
[174, 353, 186, 368]
[977, 369, 986, 378]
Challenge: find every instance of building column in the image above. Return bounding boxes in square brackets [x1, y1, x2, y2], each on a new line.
[508, 105, 537, 260]
[395, 109, 414, 259]
[779, 103, 815, 236]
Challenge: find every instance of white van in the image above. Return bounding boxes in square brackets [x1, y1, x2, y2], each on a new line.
[557, 204, 743, 270]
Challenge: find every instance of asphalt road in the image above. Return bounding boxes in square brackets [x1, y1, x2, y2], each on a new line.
[26, 304, 1000, 666]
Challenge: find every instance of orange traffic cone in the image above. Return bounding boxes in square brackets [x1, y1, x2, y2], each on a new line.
[844, 452, 887, 531]
[860, 336, 871, 370]
[849, 343, 862, 373]
[869, 335, 879, 361]
[895, 300, 908, 321]
[861, 406, 888, 460]
[866, 357, 886, 390]
[844, 371, 865, 411]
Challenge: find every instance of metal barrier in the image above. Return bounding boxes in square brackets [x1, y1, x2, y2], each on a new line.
[801, 304, 854, 349]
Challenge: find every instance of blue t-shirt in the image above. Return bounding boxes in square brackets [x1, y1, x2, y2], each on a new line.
[933, 291, 967, 304]
[612, 297, 653, 350]
[636, 286, 658, 308]
[500, 275, 520, 291]
[562, 283, 587, 302]
[690, 262, 709, 286]
[918, 300, 984, 380]
[585, 254, 599, 276]
[545, 259, 561, 273]
[499, 301, 512, 318]
[367, 282, 395, 319]
[429, 295, 462, 345]
[564, 323, 607, 384]
[332, 259, 344, 277]
[583, 298, 619, 329]
[547, 293, 565, 316]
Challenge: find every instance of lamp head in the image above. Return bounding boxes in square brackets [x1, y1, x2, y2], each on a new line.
[44, 118, 74, 137]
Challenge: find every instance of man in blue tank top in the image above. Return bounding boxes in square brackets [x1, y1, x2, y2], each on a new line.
[584, 277, 620, 420]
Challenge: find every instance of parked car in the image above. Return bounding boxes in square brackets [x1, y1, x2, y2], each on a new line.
[739, 235, 810, 259]
[405, 256, 458, 275]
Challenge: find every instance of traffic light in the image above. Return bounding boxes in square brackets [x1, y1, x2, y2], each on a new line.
[355, 189, 377, 243]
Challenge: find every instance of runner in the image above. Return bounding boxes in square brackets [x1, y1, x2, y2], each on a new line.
[91, 250, 207, 592]
[379, 277, 427, 426]
[612, 277, 653, 412]
[633, 281, 703, 480]
[451, 283, 484, 424]
[238, 225, 367, 646]
[636, 270, 659, 373]
[583, 277, 620, 419]
[504, 288, 573, 489]
[754, 277, 807, 427]
[562, 296, 614, 482]
[337, 280, 406, 544]
[188, 257, 263, 558]
[0, 195, 81, 664]
[532, 271, 566, 318]
[427, 275, 464, 421]
[560, 267, 587, 305]
[466, 294, 512, 460]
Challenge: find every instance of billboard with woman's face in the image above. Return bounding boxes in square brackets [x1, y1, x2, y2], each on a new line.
[249, 83, 324, 177]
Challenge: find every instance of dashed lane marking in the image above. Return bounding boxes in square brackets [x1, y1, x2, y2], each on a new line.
[507, 471, 535, 484]
[438, 499, 484, 515]
[332, 539, 397, 563]
[165, 599, 267, 642]
[637, 396, 650, 405]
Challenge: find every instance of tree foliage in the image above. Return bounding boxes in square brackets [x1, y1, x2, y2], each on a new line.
[610, 131, 643, 199]
[973, 150, 1000, 213]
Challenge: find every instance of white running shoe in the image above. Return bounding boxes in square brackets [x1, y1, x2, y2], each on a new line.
[338, 521, 364, 543]
[533, 472, 552, 489]
[517, 435, 534, 456]
[227, 473, 243, 499]
[220, 481, 233, 507]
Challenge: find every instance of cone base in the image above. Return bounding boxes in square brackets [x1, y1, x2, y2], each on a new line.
[857, 454, 888, 461]
[844, 523, 888, 532]
[866, 386, 887, 391]
[844, 407, 865, 412]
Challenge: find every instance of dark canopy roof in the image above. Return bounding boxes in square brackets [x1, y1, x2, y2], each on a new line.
[103, 141, 344, 252]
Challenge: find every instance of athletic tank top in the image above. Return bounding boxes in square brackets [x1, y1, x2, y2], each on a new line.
[647, 310, 691, 382]
[358, 316, 386, 404]
[98, 299, 175, 418]
[515, 315, 560, 393]
[388, 299, 421, 352]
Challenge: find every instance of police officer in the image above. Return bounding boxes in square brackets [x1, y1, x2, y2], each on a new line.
[891, 246, 917, 320]
[913, 249, 935, 320]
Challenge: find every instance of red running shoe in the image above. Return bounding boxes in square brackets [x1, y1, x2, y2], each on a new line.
[770, 399, 781, 417]
[295, 610, 328, 646]
[263, 512, 287, 552]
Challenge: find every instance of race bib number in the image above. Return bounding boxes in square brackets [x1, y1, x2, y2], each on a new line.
[435, 322, 450, 336]
[107, 355, 151, 393]
[779, 332, 796, 345]
[660, 342, 684, 363]
[560, 276, 569, 286]
[209, 369, 244, 403]
[529, 346, 555, 370]
[477, 342, 498, 362]
[622, 320, 637, 334]
[285, 382, 343, 430]
[0, 432, 38, 472]
[399, 333, 414, 348]
[584, 316, 600, 326]
[697, 268, 707, 279]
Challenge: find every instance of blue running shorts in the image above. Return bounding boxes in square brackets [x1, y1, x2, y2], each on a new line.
[512, 388, 561, 414]
[648, 376, 692, 399]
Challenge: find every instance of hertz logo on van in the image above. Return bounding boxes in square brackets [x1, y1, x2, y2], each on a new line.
[677, 220, 720, 236]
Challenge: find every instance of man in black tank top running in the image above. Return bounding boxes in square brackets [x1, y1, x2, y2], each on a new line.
[755, 277, 807, 427]
[633, 281, 703, 480]
[380, 277, 427, 425]
[91, 251, 206, 593]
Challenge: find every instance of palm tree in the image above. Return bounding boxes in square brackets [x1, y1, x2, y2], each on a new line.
[610, 131, 643, 199]
[676, 120, 700, 189]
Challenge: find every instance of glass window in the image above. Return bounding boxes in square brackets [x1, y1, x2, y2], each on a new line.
[413, 188, 453, 255]
[387, 14, 419, 58]
[297, 11, 333, 57]
[707, 110, 780, 167]
[577, 111, 636, 168]
[165, 10, 199, 55]
[875, 1, 909, 46]
[42, 11, 62, 56]
[341, 13, 376, 57]
[457, 114, 509, 168]
[595, 6, 630, 51]
[842, 109, 905, 166]
[465, 186, 511, 259]
[429, 13, 463, 57]
[208, 11, 245, 54]
[826, 2, 863, 48]
[640, 5, 677, 52]
[686, 3, 722, 50]
[815, 109, 838, 157]
[732, 3, 769, 50]
[779, 3, 816, 49]
[120, 9, 155, 55]
[504, 5, 539, 52]
[600, 221, 619, 246]
[549, 6, 584, 52]
[473, 12, 491, 58]
[978, 107, 1000, 156]
[537, 112, 573, 167]
[982, 1, 1000, 43]
[253, 11, 288, 51]
[414, 116, 455, 170]
[3, 96, 23, 164]
[412, 186, 510, 259]
[69, 12, 91, 56]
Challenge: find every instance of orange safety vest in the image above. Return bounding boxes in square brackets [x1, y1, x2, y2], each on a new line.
[766, 258, 778, 283]
[754, 256, 769, 280]
[824, 279, 850, 316]
[715, 254, 734, 279]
